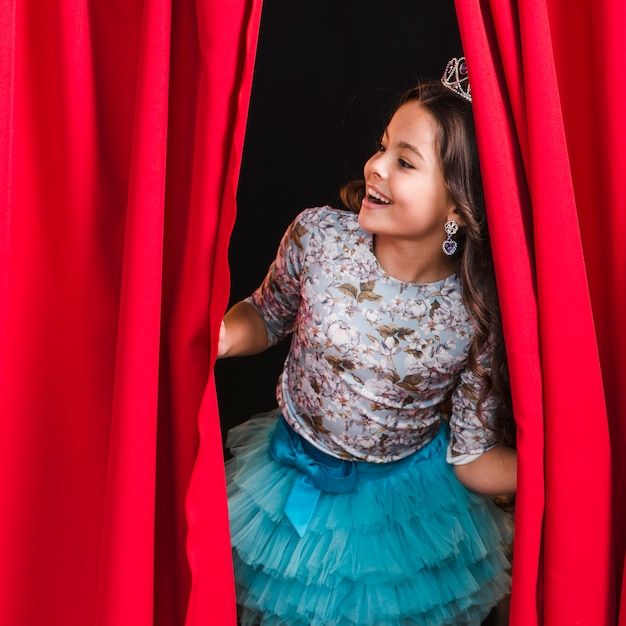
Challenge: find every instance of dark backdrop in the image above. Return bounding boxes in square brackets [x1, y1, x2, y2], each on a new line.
[216, 0, 462, 436]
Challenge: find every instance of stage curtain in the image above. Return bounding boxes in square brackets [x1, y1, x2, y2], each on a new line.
[0, 1, 261, 625]
[455, 0, 625, 624]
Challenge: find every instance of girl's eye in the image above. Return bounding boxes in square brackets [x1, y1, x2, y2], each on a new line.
[398, 158, 414, 169]
[376, 141, 386, 153]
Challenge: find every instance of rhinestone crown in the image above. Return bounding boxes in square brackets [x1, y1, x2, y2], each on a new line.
[441, 57, 472, 103]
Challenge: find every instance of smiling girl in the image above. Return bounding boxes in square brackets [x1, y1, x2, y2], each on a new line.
[219, 59, 516, 625]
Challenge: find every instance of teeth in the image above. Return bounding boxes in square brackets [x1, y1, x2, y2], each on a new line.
[368, 187, 391, 204]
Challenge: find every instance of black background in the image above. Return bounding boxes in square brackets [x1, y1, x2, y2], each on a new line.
[216, 0, 463, 436]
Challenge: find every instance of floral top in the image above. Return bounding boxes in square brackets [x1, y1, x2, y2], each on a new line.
[246, 206, 498, 464]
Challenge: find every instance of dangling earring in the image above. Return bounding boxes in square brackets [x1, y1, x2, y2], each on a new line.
[442, 220, 459, 256]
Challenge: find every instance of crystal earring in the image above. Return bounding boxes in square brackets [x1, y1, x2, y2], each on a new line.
[442, 220, 459, 256]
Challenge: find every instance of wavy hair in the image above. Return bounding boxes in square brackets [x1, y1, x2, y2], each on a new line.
[340, 80, 514, 447]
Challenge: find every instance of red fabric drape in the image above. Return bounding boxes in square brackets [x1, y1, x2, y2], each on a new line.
[456, 0, 625, 623]
[0, 1, 260, 625]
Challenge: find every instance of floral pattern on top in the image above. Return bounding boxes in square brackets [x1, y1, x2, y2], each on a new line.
[246, 206, 498, 463]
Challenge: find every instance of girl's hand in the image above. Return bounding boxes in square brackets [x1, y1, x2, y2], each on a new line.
[453, 445, 517, 495]
[216, 301, 270, 358]
[217, 320, 229, 358]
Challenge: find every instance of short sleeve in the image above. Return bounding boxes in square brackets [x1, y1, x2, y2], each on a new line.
[244, 211, 309, 345]
[447, 340, 499, 464]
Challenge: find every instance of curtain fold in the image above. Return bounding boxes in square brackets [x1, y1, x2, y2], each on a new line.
[96, 3, 173, 623]
[456, 0, 624, 623]
[182, 0, 262, 624]
[0, 1, 261, 624]
[453, 6, 545, 623]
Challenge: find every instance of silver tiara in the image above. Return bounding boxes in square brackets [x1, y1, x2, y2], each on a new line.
[441, 57, 472, 103]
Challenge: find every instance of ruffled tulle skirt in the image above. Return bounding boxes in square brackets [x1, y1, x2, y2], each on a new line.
[226, 410, 513, 626]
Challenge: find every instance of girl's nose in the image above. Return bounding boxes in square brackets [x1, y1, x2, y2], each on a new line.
[366, 152, 385, 179]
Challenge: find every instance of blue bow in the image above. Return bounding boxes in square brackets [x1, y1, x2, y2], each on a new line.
[269, 415, 358, 537]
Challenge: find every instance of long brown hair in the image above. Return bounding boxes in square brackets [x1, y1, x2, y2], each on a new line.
[340, 80, 514, 447]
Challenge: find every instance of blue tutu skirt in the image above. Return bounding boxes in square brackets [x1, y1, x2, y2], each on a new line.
[226, 410, 513, 626]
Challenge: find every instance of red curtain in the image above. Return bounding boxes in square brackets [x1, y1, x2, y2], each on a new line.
[455, 0, 626, 623]
[0, 1, 261, 625]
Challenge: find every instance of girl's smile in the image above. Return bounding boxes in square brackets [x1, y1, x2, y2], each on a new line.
[363, 184, 392, 206]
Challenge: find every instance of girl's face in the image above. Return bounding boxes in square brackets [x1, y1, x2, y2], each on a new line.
[359, 102, 459, 251]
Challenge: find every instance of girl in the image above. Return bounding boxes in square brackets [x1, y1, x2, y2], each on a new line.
[219, 58, 516, 626]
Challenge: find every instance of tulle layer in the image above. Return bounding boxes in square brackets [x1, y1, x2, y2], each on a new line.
[226, 410, 513, 626]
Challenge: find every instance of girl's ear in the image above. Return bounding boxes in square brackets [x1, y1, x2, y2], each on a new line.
[447, 204, 466, 228]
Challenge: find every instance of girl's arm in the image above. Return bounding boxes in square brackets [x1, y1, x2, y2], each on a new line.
[217, 301, 271, 358]
[453, 445, 517, 495]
